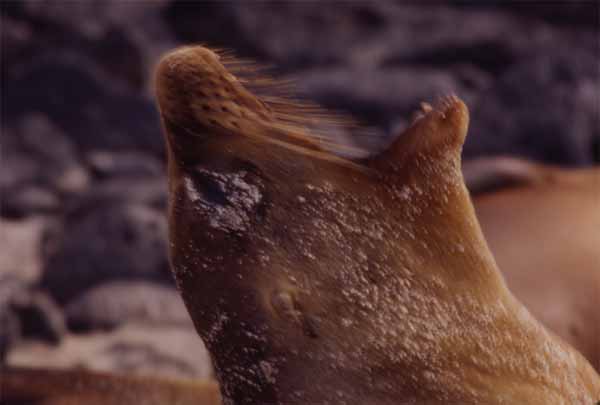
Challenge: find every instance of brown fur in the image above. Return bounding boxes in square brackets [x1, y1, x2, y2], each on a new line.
[468, 159, 600, 371]
[155, 46, 367, 169]
[157, 46, 599, 404]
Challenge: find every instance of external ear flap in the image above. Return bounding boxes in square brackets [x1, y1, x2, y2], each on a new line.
[370, 95, 469, 175]
[369, 95, 476, 239]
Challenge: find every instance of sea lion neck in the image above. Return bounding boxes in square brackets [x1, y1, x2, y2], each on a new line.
[156, 46, 600, 404]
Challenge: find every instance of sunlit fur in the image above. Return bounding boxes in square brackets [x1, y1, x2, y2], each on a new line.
[155, 45, 371, 171]
[158, 46, 600, 404]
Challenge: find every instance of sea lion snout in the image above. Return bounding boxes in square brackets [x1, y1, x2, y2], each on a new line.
[156, 45, 365, 171]
[155, 46, 216, 132]
[155, 46, 271, 146]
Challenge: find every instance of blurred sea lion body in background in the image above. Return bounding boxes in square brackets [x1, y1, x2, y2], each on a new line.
[465, 158, 600, 371]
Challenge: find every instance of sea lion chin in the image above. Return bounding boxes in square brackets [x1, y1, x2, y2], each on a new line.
[156, 46, 600, 404]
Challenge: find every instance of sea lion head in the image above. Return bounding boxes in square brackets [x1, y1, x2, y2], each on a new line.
[155, 46, 600, 405]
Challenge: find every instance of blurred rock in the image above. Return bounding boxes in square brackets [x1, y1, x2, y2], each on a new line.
[465, 51, 599, 165]
[66, 281, 191, 331]
[2, 186, 60, 218]
[0, 304, 21, 362]
[42, 202, 170, 304]
[1, 114, 90, 218]
[3, 57, 165, 155]
[0, 217, 49, 283]
[0, 275, 66, 352]
[7, 324, 213, 379]
[0, 276, 26, 361]
[13, 114, 90, 193]
[9, 290, 66, 344]
[73, 177, 168, 211]
[164, 2, 394, 69]
[86, 150, 163, 180]
[162, 3, 564, 75]
[2, 0, 174, 90]
[0, 10, 33, 63]
[450, 1, 600, 27]
[297, 67, 472, 128]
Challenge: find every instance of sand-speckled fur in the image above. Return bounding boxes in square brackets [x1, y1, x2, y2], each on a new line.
[157, 46, 600, 404]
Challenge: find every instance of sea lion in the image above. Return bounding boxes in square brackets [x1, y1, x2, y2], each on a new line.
[3, 46, 599, 405]
[465, 157, 600, 371]
[155, 46, 600, 404]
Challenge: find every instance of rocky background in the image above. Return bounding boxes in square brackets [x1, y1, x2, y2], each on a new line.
[1, 1, 598, 381]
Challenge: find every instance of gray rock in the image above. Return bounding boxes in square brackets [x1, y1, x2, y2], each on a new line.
[2, 0, 174, 90]
[66, 281, 191, 331]
[2, 186, 60, 218]
[7, 324, 213, 379]
[9, 290, 66, 344]
[1, 114, 90, 218]
[42, 202, 170, 304]
[297, 67, 472, 129]
[74, 177, 168, 211]
[86, 150, 163, 180]
[14, 114, 90, 193]
[464, 51, 599, 165]
[165, 2, 376, 68]
[4, 57, 165, 155]
[0, 304, 21, 362]
[0, 277, 66, 349]
[0, 276, 26, 361]
[0, 217, 49, 283]
[449, 1, 600, 27]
